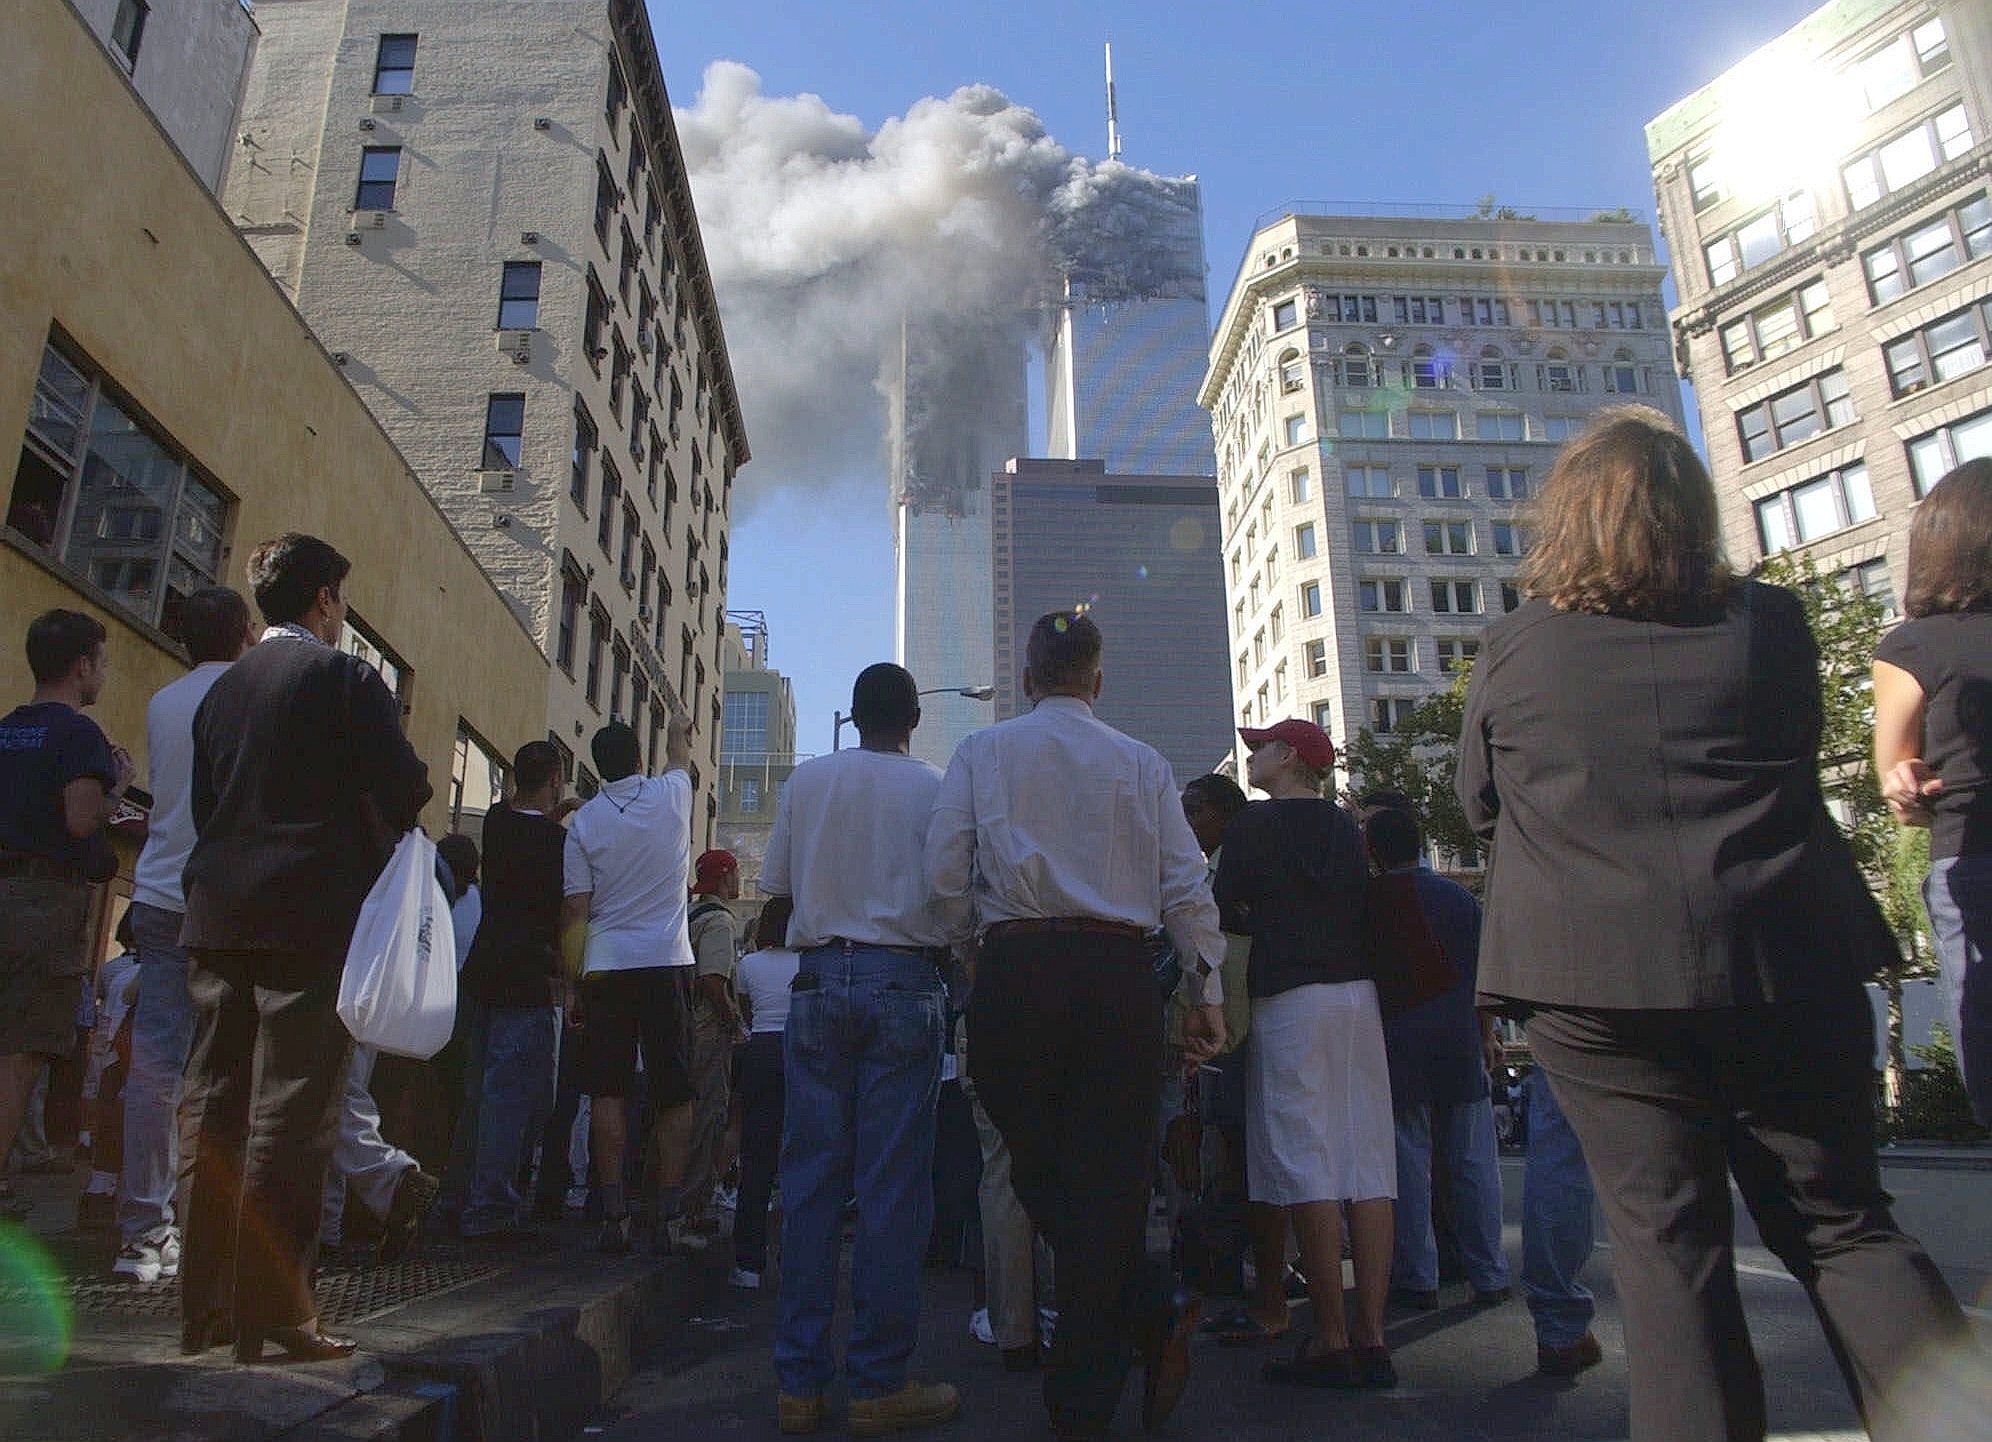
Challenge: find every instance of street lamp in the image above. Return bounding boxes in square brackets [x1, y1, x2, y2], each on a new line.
[834, 684, 995, 751]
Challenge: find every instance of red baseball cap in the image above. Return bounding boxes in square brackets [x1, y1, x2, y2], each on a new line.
[694, 849, 739, 893]
[1238, 718, 1337, 771]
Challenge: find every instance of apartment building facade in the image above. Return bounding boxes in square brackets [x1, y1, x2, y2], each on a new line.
[715, 610, 799, 897]
[1648, 0, 1991, 608]
[224, 0, 749, 841]
[1200, 212, 1683, 773]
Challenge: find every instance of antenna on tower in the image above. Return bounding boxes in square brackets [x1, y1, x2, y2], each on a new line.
[1104, 41, 1122, 162]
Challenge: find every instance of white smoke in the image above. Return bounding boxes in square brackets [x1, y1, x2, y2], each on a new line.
[674, 62, 1204, 501]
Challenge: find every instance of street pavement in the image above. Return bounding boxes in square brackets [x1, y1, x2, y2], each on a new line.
[591, 1157, 1990, 1442]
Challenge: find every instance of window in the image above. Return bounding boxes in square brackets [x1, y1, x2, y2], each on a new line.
[1236, 652, 1249, 688]
[1492, 522, 1528, 557]
[1248, 576, 1261, 612]
[1257, 683, 1270, 722]
[1408, 411, 1458, 441]
[583, 272, 609, 372]
[7, 341, 230, 638]
[1538, 350, 1583, 394]
[1853, 19, 1950, 112]
[480, 393, 523, 469]
[1736, 368, 1854, 461]
[1283, 415, 1310, 446]
[1424, 520, 1473, 556]
[1606, 352, 1641, 394]
[1328, 294, 1380, 323]
[1279, 350, 1305, 393]
[639, 539, 656, 615]
[1253, 628, 1266, 668]
[610, 638, 630, 719]
[1312, 701, 1336, 731]
[571, 401, 596, 508]
[1477, 413, 1525, 442]
[555, 566, 584, 674]
[1345, 465, 1392, 498]
[605, 58, 627, 129]
[111, 0, 147, 67]
[598, 464, 621, 552]
[1359, 578, 1408, 613]
[496, 262, 541, 330]
[618, 225, 639, 303]
[1437, 637, 1479, 673]
[1721, 280, 1835, 372]
[1688, 151, 1723, 210]
[1288, 467, 1313, 502]
[1234, 600, 1245, 635]
[1269, 603, 1284, 642]
[1430, 579, 1480, 614]
[1340, 345, 1375, 388]
[1906, 406, 1992, 495]
[584, 605, 609, 707]
[620, 504, 639, 587]
[1391, 295, 1445, 324]
[1500, 581, 1523, 613]
[1295, 523, 1318, 559]
[1305, 640, 1328, 677]
[1843, 558, 1899, 620]
[354, 147, 401, 210]
[373, 33, 416, 93]
[1366, 638, 1413, 674]
[1485, 466, 1530, 500]
[1883, 298, 1992, 396]
[1704, 193, 1816, 286]
[610, 335, 631, 418]
[1864, 194, 1992, 303]
[1371, 698, 1417, 735]
[1474, 347, 1512, 391]
[1340, 410, 1390, 439]
[1271, 298, 1299, 330]
[1844, 106, 1973, 210]
[1352, 519, 1401, 554]
[1753, 462, 1877, 554]
[340, 616, 407, 708]
[1300, 582, 1323, 617]
[595, 155, 617, 244]
[1409, 346, 1448, 390]
[1273, 661, 1288, 703]
[1543, 416, 1583, 442]
[1417, 466, 1463, 499]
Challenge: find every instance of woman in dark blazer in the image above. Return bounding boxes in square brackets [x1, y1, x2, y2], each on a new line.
[1455, 408, 1965, 1442]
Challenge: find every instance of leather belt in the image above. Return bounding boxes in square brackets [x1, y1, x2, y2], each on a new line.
[985, 917, 1146, 943]
[818, 938, 950, 964]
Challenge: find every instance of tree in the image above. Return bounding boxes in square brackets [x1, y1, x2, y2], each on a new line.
[1588, 206, 1638, 223]
[1757, 552, 1936, 1104]
[1472, 193, 1537, 222]
[1341, 663, 1481, 867]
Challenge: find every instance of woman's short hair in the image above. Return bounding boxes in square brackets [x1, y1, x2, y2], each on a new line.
[1904, 459, 1992, 619]
[1520, 405, 1733, 620]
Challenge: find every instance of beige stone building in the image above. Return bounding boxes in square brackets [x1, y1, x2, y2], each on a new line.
[2, 0, 547, 939]
[1648, 0, 1991, 607]
[224, 0, 749, 844]
[714, 611, 799, 899]
[1201, 211, 1683, 777]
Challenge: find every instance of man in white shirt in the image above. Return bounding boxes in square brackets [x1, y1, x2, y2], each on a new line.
[114, 588, 255, 1285]
[927, 612, 1226, 1442]
[760, 664, 964, 1437]
[562, 714, 696, 1253]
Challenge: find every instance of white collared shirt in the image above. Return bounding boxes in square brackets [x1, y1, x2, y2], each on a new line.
[926, 696, 1225, 1002]
[762, 747, 966, 950]
[562, 769, 695, 973]
[131, 660, 233, 914]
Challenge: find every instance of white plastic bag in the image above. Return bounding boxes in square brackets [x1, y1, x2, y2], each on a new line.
[338, 830, 457, 1059]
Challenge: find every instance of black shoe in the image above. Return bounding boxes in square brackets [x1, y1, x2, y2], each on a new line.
[1537, 1332, 1603, 1377]
[1357, 1345, 1397, 1389]
[1387, 1286, 1439, 1312]
[1264, 1341, 1365, 1389]
[1141, 1288, 1201, 1432]
[1471, 1286, 1512, 1308]
[379, 1169, 440, 1264]
[236, 1324, 357, 1364]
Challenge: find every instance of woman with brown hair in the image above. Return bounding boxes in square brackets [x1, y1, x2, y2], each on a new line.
[1873, 458, 1992, 1127]
[1456, 407, 1965, 1442]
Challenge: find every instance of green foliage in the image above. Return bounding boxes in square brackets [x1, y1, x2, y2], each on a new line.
[1892, 1026, 1990, 1143]
[1472, 194, 1537, 222]
[1341, 663, 1480, 865]
[1588, 206, 1638, 223]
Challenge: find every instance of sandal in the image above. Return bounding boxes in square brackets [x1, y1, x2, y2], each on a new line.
[1205, 1305, 1291, 1347]
[1264, 1337, 1366, 1388]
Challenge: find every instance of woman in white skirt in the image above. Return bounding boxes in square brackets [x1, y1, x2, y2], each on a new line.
[1215, 719, 1397, 1389]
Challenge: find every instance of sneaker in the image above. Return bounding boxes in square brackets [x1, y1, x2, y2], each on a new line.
[968, 1308, 996, 1346]
[728, 1266, 762, 1290]
[112, 1230, 179, 1285]
[847, 1380, 960, 1437]
[777, 1394, 824, 1435]
[380, 1168, 441, 1264]
[1537, 1331, 1604, 1378]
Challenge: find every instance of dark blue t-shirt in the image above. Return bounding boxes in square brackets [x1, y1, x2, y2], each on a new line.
[0, 701, 118, 880]
[1382, 867, 1489, 1107]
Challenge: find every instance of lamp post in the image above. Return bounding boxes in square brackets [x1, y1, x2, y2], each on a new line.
[834, 684, 994, 751]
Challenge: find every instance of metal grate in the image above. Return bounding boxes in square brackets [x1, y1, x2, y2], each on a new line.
[0, 1258, 501, 1326]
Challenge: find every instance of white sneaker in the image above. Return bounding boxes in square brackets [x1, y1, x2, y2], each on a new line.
[728, 1267, 761, 1290]
[158, 1229, 182, 1278]
[968, 1308, 996, 1346]
[112, 1229, 179, 1285]
[713, 1183, 739, 1212]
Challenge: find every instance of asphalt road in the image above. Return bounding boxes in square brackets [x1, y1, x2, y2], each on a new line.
[593, 1159, 1990, 1442]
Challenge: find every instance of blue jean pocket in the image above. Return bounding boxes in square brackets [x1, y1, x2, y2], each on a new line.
[874, 983, 944, 1062]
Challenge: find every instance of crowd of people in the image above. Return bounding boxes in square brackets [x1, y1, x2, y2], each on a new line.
[0, 420, 1985, 1441]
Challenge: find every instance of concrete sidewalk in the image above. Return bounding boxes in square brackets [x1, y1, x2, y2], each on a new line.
[0, 1167, 719, 1442]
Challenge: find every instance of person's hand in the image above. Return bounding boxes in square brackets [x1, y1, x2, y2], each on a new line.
[553, 795, 584, 822]
[563, 980, 585, 1030]
[697, 972, 740, 1032]
[1183, 1003, 1226, 1064]
[110, 745, 136, 797]
[1883, 758, 1941, 825]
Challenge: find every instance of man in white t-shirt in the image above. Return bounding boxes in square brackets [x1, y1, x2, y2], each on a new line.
[114, 588, 255, 1285]
[761, 663, 968, 1437]
[561, 713, 696, 1253]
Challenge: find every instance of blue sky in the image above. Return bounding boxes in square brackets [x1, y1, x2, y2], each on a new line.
[648, 0, 1821, 755]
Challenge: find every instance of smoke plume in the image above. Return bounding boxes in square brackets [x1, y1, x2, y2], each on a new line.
[674, 62, 1204, 503]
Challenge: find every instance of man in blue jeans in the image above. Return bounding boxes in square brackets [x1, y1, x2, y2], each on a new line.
[1522, 1068, 1603, 1375]
[115, 588, 255, 1283]
[760, 664, 965, 1436]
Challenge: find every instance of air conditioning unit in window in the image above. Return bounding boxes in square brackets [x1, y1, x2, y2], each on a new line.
[358, 210, 389, 230]
[371, 94, 404, 115]
[480, 471, 516, 495]
[496, 329, 533, 361]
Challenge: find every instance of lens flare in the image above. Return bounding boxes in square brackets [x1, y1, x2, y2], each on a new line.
[0, 1222, 74, 1372]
